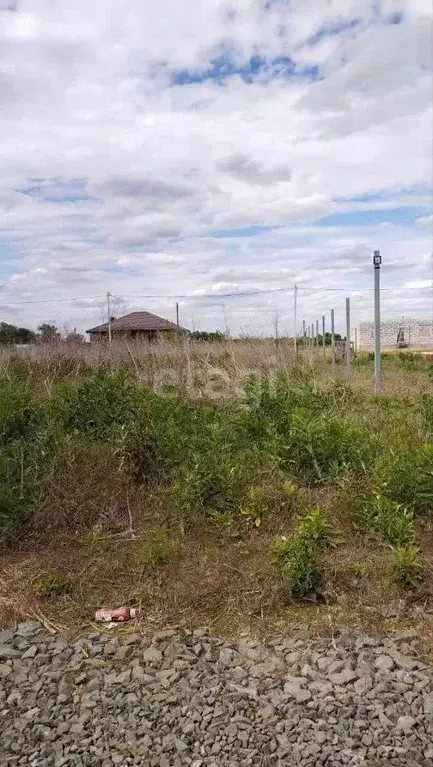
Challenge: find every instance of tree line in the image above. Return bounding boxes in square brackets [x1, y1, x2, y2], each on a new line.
[1, 323, 345, 346]
[0, 322, 84, 345]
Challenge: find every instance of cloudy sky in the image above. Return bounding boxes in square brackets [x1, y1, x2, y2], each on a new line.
[0, 0, 432, 336]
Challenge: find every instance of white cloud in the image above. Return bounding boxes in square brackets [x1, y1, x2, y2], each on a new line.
[0, 0, 431, 335]
[415, 214, 433, 227]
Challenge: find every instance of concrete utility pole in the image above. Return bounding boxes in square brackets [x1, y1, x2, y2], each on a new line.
[322, 315, 326, 358]
[331, 308, 336, 372]
[294, 284, 298, 355]
[107, 292, 112, 345]
[176, 302, 180, 327]
[316, 319, 319, 351]
[373, 250, 382, 395]
[346, 297, 351, 380]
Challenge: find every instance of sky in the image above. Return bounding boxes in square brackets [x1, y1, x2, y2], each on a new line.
[0, 0, 432, 336]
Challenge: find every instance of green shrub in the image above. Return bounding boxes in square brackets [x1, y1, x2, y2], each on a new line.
[0, 483, 23, 530]
[170, 459, 246, 521]
[271, 506, 337, 599]
[0, 380, 44, 444]
[137, 533, 180, 566]
[272, 533, 324, 599]
[297, 506, 339, 546]
[282, 480, 299, 500]
[241, 371, 319, 444]
[284, 409, 368, 481]
[121, 393, 229, 483]
[240, 371, 369, 481]
[0, 403, 61, 532]
[1, 358, 432, 550]
[240, 486, 268, 528]
[396, 351, 426, 371]
[36, 569, 73, 599]
[390, 545, 424, 587]
[52, 370, 136, 438]
[353, 352, 374, 366]
[359, 493, 415, 546]
[372, 443, 433, 512]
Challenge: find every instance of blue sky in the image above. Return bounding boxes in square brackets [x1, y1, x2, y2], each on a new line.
[170, 54, 320, 85]
[317, 208, 425, 228]
[0, 0, 431, 334]
[18, 179, 96, 205]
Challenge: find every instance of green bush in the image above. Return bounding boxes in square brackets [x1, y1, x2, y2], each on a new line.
[372, 442, 433, 512]
[240, 486, 268, 528]
[353, 352, 374, 366]
[390, 545, 424, 587]
[170, 459, 247, 521]
[396, 351, 426, 371]
[0, 380, 44, 444]
[240, 372, 369, 482]
[272, 533, 324, 599]
[241, 371, 325, 443]
[0, 379, 61, 531]
[0, 483, 22, 529]
[271, 507, 337, 599]
[297, 506, 339, 546]
[121, 394, 226, 482]
[52, 370, 136, 438]
[359, 493, 415, 546]
[285, 409, 368, 481]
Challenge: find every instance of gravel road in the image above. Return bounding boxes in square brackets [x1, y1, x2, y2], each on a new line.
[1, 621, 432, 766]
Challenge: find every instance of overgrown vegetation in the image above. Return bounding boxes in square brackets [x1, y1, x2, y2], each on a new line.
[390, 545, 425, 588]
[271, 504, 338, 599]
[0, 348, 432, 630]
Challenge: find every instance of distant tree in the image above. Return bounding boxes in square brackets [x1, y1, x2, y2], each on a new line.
[0, 322, 17, 344]
[15, 327, 36, 344]
[0, 322, 36, 345]
[64, 329, 85, 344]
[190, 330, 226, 342]
[37, 323, 61, 343]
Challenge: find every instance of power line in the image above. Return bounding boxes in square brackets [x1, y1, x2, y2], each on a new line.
[0, 285, 431, 306]
[122, 286, 432, 298]
[0, 294, 106, 306]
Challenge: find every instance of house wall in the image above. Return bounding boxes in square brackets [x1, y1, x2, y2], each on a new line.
[354, 319, 433, 350]
[88, 329, 183, 343]
[89, 330, 155, 342]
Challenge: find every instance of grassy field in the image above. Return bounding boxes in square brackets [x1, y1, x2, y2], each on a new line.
[0, 340, 432, 647]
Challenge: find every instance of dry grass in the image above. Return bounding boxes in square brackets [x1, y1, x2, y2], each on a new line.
[1, 338, 431, 400]
[1, 491, 433, 654]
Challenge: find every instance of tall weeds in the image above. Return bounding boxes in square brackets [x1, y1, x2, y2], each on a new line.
[0, 350, 431, 600]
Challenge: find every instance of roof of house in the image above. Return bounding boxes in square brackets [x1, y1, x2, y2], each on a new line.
[86, 311, 188, 334]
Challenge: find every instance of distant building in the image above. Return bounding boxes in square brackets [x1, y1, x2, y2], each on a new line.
[354, 318, 433, 351]
[87, 311, 189, 343]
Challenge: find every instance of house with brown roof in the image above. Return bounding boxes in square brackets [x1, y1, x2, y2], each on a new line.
[86, 311, 189, 343]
